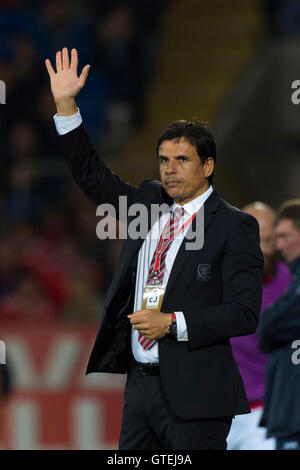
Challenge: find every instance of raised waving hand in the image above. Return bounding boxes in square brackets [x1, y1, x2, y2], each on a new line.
[45, 47, 90, 116]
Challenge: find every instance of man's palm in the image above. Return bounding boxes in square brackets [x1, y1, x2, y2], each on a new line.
[45, 47, 90, 104]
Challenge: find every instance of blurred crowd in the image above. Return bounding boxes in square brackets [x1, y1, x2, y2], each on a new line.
[0, 0, 169, 325]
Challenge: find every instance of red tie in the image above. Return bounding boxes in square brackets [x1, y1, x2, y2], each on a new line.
[138, 207, 184, 350]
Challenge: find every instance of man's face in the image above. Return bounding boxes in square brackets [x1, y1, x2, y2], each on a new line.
[158, 137, 214, 205]
[275, 219, 300, 263]
[258, 216, 276, 274]
[243, 207, 276, 276]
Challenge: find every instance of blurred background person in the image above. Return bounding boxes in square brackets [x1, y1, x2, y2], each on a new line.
[258, 200, 300, 450]
[227, 202, 291, 450]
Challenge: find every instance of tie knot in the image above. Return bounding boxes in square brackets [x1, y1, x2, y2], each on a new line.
[172, 207, 184, 219]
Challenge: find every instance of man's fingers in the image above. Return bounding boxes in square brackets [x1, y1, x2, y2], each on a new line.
[128, 310, 153, 323]
[70, 48, 78, 73]
[137, 330, 149, 336]
[128, 309, 150, 318]
[62, 47, 69, 69]
[128, 313, 145, 322]
[130, 318, 151, 330]
[130, 318, 144, 326]
[79, 64, 90, 87]
[136, 326, 150, 335]
[45, 59, 55, 77]
[56, 50, 62, 72]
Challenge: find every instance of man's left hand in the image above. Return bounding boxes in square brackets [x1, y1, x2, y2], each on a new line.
[127, 310, 172, 339]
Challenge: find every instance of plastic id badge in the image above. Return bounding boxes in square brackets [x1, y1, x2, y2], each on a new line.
[142, 285, 166, 311]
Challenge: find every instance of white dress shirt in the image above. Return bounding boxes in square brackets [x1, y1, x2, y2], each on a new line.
[54, 109, 213, 363]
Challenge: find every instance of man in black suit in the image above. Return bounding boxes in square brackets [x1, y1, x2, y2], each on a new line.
[46, 48, 264, 450]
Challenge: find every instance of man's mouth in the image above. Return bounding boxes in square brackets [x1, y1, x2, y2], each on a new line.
[165, 180, 181, 187]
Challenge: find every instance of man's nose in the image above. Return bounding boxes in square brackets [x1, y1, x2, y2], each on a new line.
[165, 161, 177, 174]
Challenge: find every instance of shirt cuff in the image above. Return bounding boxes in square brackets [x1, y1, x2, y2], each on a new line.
[174, 311, 188, 341]
[53, 108, 82, 135]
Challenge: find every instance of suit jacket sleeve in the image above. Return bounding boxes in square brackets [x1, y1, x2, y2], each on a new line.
[258, 281, 300, 353]
[52, 122, 138, 219]
[183, 214, 264, 349]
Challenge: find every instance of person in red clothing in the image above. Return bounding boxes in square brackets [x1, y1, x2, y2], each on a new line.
[227, 202, 291, 450]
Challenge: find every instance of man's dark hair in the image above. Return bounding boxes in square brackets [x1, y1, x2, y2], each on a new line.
[156, 120, 217, 185]
[276, 199, 300, 232]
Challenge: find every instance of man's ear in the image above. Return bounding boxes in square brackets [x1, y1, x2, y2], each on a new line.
[204, 157, 214, 178]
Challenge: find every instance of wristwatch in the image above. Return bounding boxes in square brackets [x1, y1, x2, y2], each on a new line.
[168, 313, 177, 338]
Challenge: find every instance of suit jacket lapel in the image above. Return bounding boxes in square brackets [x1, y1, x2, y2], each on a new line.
[162, 189, 221, 303]
[105, 183, 172, 306]
[105, 183, 220, 309]
[119, 183, 172, 271]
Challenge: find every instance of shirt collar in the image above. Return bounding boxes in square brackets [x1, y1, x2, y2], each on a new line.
[171, 185, 213, 216]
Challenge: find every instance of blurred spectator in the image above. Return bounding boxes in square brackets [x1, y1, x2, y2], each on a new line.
[0, 222, 69, 312]
[228, 202, 291, 450]
[4, 121, 41, 220]
[259, 200, 300, 450]
[39, 204, 74, 243]
[5, 34, 44, 125]
[94, 4, 141, 106]
[62, 274, 102, 324]
[56, 236, 104, 323]
[36, 0, 93, 65]
[15, 224, 70, 308]
[34, 84, 59, 157]
[92, 0, 168, 131]
[3, 120, 64, 222]
[67, 190, 119, 291]
[57, 236, 102, 288]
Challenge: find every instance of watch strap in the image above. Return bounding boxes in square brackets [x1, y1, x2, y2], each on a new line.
[168, 313, 177, 338]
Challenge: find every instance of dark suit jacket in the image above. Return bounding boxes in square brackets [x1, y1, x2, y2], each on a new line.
[258, 257, 300, 438]
[54, 123, 264, 420]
